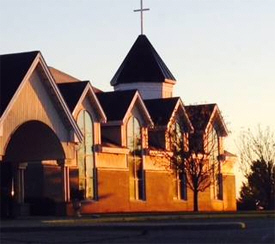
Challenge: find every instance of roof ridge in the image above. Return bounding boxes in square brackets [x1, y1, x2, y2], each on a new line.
[57, 80, 89, 86]
[0, 50, 40, 57]
[144, 96, 180, 102]
[185, 103, 217, 107]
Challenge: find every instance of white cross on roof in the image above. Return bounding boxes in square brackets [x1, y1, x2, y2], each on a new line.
[134, 0, 150, 35]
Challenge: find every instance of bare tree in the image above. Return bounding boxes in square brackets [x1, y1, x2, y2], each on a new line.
[237, 126, 275, 210]
[166, 118, 223, 212]
[238, 125, 275, 177]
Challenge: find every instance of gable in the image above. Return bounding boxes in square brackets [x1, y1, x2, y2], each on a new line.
[145, 97, 193, 132]
[69, 82, 106, 123]
[144, 97, 179, 126]
[185, 104, 228, 136]
[96, 90, 137, 122]
[146, 97, 193, 150]
[123, 92, 153, 127]
[185, 104, 216, 132]
[0, 67, 74, 155]
[208, 106, 228, 137]
[0, 51, 82, 145]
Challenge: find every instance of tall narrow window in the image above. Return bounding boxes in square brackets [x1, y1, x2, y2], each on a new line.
[127, 117, 145, 200]
[171, 122, 187, 200]
[77, 110, 96, 199]
[209, 128, 223, 200]
[169, 122, 184, 152]
[173, 169, 187, 200]
[216, 173, 223, 200]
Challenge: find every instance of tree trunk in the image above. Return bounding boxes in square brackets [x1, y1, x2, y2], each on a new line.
[193, 189, 199, 212]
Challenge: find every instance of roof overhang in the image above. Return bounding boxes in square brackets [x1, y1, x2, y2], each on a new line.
[164, 79, 176, 85]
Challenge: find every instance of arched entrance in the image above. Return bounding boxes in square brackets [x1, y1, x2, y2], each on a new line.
[1, 121, 67, 217]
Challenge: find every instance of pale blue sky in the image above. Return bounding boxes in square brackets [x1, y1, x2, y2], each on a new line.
[1, 0, 274, 187]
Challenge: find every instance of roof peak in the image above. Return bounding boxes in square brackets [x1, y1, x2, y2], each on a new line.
[110, 35, 176, 86]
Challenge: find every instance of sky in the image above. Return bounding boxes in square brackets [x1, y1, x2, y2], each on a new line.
[1, 0, 275, 192]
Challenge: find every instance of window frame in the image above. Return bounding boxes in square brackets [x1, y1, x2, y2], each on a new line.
[127, 116, 146, 201]
[76, 110, 97, 200]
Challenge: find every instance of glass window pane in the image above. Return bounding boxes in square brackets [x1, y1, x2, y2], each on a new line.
[77, 111, 84, 134]
[77, 110, 95, 199]
[127, 116, 144, 200]
[78, 145, 85, 191]
[84, 111, 93, 155]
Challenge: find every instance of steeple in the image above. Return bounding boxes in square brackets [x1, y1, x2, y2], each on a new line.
[110, 35, 176, 99]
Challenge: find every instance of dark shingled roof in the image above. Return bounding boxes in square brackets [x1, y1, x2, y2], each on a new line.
[49, 67, 103, 94]
[185, 104, 216, 131]
[96, 90, 137, 121]
[144, 97, 180, 126]
[57, 81, 89, 112]
[0, 51, 39, 116]
[110, 35, 176, 86]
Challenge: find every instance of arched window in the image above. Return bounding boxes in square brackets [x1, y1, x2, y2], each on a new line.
[209, 128, 219, 162]
[169, 122, 184, 152]
[171, 121, 187, 200]
[175, 122, 183, 146]
[127, 116, 145, 200]
[77, 110, 96, 199]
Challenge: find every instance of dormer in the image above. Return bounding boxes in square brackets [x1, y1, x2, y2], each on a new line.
[144, 97, 193, 151]
[96, 90, 153, 150]
[185, 104, 228, 155]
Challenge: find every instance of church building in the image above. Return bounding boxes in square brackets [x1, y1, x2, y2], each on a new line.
[0, 34, 236, 217]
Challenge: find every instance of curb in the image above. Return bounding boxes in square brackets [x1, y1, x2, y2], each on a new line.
[0, 222, 246, 233]
[2, 211, 273, 233]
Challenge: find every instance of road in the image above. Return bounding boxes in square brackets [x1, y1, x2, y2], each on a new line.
[1, 217, 274, 244]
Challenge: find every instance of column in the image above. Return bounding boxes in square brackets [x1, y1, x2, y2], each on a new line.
[17, 163, 28, 204]
[58, 159, 71, 202]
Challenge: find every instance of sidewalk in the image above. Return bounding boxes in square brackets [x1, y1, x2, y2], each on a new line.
[1, 211, 274, 232]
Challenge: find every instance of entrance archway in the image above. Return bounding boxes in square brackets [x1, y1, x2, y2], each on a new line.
[5, 121, 65, 162]
[1, 121, 67, 217]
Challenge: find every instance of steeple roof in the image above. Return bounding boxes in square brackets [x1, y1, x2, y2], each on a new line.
[110, 35, 176, 86]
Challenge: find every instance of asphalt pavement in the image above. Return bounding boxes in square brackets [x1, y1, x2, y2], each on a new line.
[1, 211, 274, 232]
[1, 213, 274, 244]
